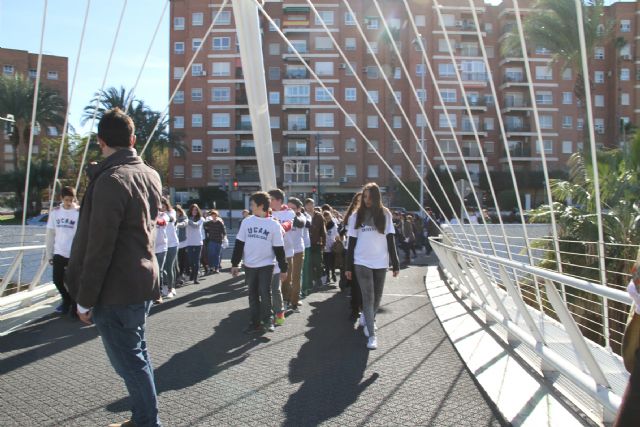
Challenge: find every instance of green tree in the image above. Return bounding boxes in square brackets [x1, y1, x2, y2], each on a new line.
[0, 73, 66, 170]
[0, 159, 55, 216]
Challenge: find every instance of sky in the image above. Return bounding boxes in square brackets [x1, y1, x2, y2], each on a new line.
[0, 0, 628, 135]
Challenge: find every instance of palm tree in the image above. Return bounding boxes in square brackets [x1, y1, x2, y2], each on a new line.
[81, 86, 135, 125]
[0, 73, 66, 170]
[501, 0, 610, 105]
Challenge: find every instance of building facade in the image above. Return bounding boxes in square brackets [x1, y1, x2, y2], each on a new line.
[0, 48, 68, 174]
[168, 0, 640, 206]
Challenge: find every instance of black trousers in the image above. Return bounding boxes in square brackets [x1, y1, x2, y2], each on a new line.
[53, 255, 74, 308]
[245, 265, 274, 326]
[323, 252, 335, 279]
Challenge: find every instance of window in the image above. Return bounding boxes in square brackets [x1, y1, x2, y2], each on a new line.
[562, 141, 573, 154]
[174, 16, 185, 30]
[192, 38, 202, 51]
[269, 91, 280, 104]
[439, 113, 456, 128]
[562, 92, 572, 105]
[317, 165, 335, 179]
[191, 139, 203, 152]
[284, 85, 310, 104]
[174, 42, 185, 54]
[268, 67, 280, 80]
[438, 39, 449, 53]
[595, 71, 604, 83]
[192, 114, 203, 127]
[416, 64, 426, 76]
[47, 126, 58, 136]
[174, 165, 185, 178]
[212, 166, 230, 178]
[392, 165, 402, 177]
[315, 37, 333, 50]
[192, 12, 204, 26]
[367, 116, 379, 129]
[288, 114, 307, 130]
[563, 68, 572, 80]
[535, 66, 552, 80]
[366, 140, 379, 153]
[535, 91, 553, 105]
[174, 91, 184, 104]
[315, 86, 334, 102]
[211, 87, 230, 102]
[345, 138, 357, 152]
[484, 141, 495, 153]
[539, 116, 553, 129]
[192, 165, 204, 179]
[367, 165, 379, 178]
[440, 14, 455, 27]
[173, 116, 184, 129]
[594, 47, 604, 60]
[394, 91, 402, 103]
[316, 138, 334, 153]
[620, 68, 630, 81]
[484, 118, 494, 131]
[212, 113, 230, 127]
[595, 118, 605, 134]
[216, 10, 231, 25]
[345, 87, 356, 101]
[211, 62, 230, 76]
[440, 89, 456, 103]
[577, 118, 584, 130]
[315, 62, 333, 76]
[212, 139, 230, 153]
[620, 20, 631, 33]
[28, 68, 37, 78]
[345, 38, 356, 51]
[594, 95, 604, 107]
[270, 116, 280, 129]
[416, 114, 426, 128]
[562, 116, 573, 129]
[621, 93, 630, 106]
[344, 12, 356, 26]
[288, 40, 307, 54]
[393, 116, 402, 129]
[368, 41, 378, 54]
[367, 18, 379, 30]
[315, 113, 334, 128]
[366, 66, 379, 79]
[315, 11, 334, 26]
[212, 37, 231, 50]
[415, 15, 426, 27]
[269, 19, 280, 31]
[192, 63, 204, 76]
[345, 164, 357, 177]
[485, 23, 493, 34]
[535, 140, 553, 154]
[191, 88, 203, 102]
[620, 45, 631, 59]
[394, 67, 401, 79]
[367, 90, 379, 104]
[438, 139, 456, 154]
[173, 67, 184, 79]
[345, 114, 357, 127]
[438, 63, 455, 78]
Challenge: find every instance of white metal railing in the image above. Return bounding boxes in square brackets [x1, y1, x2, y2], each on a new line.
[431, 235, 631, 424]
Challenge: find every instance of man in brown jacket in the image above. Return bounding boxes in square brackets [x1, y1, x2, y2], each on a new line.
[66, 108, 162, 427]
[304, 198, 326, 289]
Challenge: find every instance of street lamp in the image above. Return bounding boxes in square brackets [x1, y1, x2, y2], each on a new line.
[316, 132, 321, 204]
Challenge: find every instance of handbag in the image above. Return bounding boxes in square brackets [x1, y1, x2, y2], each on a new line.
[221, 236, 229, 249]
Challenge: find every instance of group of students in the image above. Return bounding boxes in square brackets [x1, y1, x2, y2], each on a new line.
[231, 182, 399, 350]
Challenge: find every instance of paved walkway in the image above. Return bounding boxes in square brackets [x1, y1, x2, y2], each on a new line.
[0, 258, 506, 426]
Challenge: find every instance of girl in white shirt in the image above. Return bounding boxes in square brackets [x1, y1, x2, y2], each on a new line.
[186, 204, 205, 284]
[346, 183, 399, 350]
[162, 198, 179, 298]
[154, 209, 169, 303]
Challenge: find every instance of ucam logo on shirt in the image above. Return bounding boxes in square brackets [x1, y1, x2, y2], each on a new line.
[56, 217, 77, 229]
[247, 226, 271, 240]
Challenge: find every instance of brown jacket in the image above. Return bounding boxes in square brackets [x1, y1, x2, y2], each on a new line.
[66, 148, 162, 307]
[309, 211, 326, 247]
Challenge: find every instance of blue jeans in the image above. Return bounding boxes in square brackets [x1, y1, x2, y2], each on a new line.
[155, 251, 166, 288]
[163, 246, 178, 288]
[244, 265, 274, 326]
[92, 301, 160, 427]
[186, 245, 202, 280]
[207, 241, 222, 270]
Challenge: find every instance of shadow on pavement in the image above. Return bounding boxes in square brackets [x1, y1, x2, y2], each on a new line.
[283, 293, 377, 427]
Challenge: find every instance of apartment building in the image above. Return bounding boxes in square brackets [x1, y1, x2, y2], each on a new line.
[168, 0, 640, 206]
[0, 48, 68, 174]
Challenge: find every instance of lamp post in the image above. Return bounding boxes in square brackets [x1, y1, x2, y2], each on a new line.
[316, 132, 321, 204]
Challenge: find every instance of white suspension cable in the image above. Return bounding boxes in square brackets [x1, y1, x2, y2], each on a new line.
[308, 0, 470, 246]
[139, 0, 230, 157]
[124, 0, 169, 113]
[75, 0, 129, 191]
[252, 1, 438, 232]
[47, 0, 92, 214]
[431, 0, 514, 262]
[573, 0, 609, 346]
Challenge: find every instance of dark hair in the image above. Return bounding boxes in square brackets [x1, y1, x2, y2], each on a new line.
[304, 198, 315, 206]
[288, 197, 302, 209]
[161, 197, 172, 211]
[175, 206, 185, 217]
[60, 186, 76, 199]
[343, 192, 362, 226]
[97, 108, 135, 148]
[268, 189, 285, 202]
[355, 183, 387, 234]
[250, 191, 270, 213]
[321, 204, 332, 212]
[189, 204, 202, 221]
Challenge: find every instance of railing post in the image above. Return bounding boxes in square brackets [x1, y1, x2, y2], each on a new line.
[29, 257, 49, 291]
[0, 251, 24, 295]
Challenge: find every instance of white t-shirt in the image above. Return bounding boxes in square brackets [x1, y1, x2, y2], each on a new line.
[347, 209, 395, 269]
[325, 221, 339, 253]
[236, 215, 285, 268]
[185, 217, 205, 246]
[46, 206, 79, 258]
[155, 212, 169, 254]
[289, 213, 306, 254]
[272, 207, 296, 257]
[302, 212, 311, 248]
[165, 210, 179, 248]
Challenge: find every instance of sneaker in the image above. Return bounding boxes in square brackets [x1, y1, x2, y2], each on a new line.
[54, 303, 68, 315]
[275, 312, 285, 326]
[265, 323, 275, 332]
[169, 289, 177, 298]
[364, 325, 369, 337]
[367, 336, 378, 350]
[194, 279, 200, 284]
[292, 305, 300, 313]
[358, 312, 365, 327]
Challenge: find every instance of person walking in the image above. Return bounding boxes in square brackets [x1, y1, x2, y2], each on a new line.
[341, 192, 362, 319]
[304, 198, 326, 290]
[300, 203, 313, 298]
[346, 183, 400, 350]
[65, 108, 163, 427]
[154, 210, 168, 305]
[268, 189, 298, 310]
[204, 210, 226, 274]
[45, 186, 80, 317]
[285, 197, 306, 313]
[175, 205, 189, 284]
[231, 192, 288, 334]
[162, 198, 179, 298]
[323, 210, 339, 284]
[186, 204, 205, 284]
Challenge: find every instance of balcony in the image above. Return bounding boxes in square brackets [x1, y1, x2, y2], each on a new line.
[284, 97, 311, 105]
[505, 123, 531, 133]
[461, 72, 487, 82]
[284, 173, 311, 183]
[235, 146, 256, 156]
[461, 122, 485, 133]
[503, 74, 525, 84]
[285, 148, 309, 156]
[287, 124, 308, 131]
[504, 144, 532, 158]
[236, 172, 260, 182]
[461, 145, 482, 157]
[236, 122, 252, 131]
[284, 70, 309, 79]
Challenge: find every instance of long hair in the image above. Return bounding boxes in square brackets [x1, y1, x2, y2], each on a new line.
[355, 183, 387, 234]
[175, 205, 185, 217]
[189, 203, 202, 221]
[343, 192, 362, 227]
[161, 197, 173, 212]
